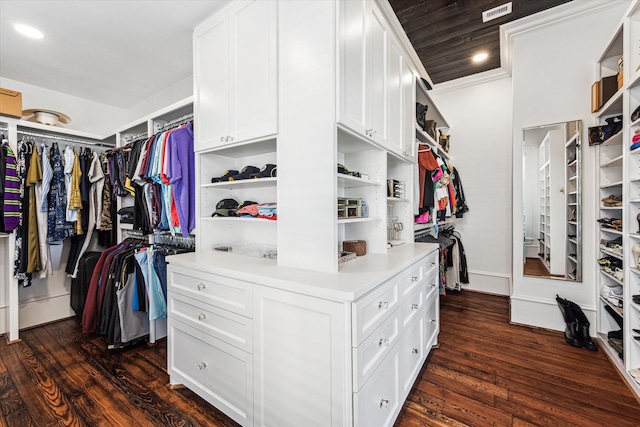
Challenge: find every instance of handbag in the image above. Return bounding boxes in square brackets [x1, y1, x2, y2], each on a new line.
[416, 102, 428, 131]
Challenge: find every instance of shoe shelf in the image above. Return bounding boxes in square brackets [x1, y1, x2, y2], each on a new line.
[600, 269, 624, 286]
[600, 181, 624, 189]
[597, 91, 624, 119]
[600, 296, 624, 317]
[601, 154, 624, 168]
[601, 248, 624, 260]
[600, 228, 623, 235]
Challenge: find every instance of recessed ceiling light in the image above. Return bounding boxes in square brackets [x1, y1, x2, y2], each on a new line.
[472, 52, 488, 63]
[14, 24, 44, 39]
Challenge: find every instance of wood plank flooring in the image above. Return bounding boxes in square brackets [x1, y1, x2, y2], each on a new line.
[1, 291, 639, 426]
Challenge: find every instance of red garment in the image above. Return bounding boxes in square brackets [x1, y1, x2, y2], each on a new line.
[417, 147, 438, 209]
[82, 247, 111, 333]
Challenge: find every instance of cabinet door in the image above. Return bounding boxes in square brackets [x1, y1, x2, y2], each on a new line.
[253, 286, 349, 427]
[194, 10, 230, 151]
[386, 38, 403, 156]
[229, 0, 278, 143]
[366, 4, 389, 147]
[401, 57, 416, 161]
[338, 0, 367, 136]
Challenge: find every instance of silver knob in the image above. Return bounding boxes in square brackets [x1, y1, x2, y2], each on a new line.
[198, 362, 207, 370]
[380, 399, 390, 408]
[411, 303, 419, 310]
[430, 262, 436, 266]
[430, 283, 436, 288]
[198, 313, 207, 321]
[220, 136, 224, 142]
[378, 301, 389, 309]
[229, 136, 234, 142]
[412, 348, 419, 354]
[430, 318, 436, 323]
[197, 283, 206, 291]
[379, 338, 389, 347]
[411, 276, 418, 282]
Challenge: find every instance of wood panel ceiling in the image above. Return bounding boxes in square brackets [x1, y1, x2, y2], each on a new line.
[389, 0, 571, 84]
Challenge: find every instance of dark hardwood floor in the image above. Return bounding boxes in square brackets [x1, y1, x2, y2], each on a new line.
[1, 291, 639, 426]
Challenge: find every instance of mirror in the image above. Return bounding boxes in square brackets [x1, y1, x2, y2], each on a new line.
[522, 120, 582, 281]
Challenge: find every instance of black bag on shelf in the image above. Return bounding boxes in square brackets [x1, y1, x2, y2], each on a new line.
[416, 102, 428, 131]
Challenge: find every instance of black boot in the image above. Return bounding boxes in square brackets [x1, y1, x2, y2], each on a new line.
[556, 295, 583, 347]
[568, 300, 598, 351]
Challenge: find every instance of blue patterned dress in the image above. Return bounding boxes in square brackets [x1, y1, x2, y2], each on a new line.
[47, 143, 74, 244]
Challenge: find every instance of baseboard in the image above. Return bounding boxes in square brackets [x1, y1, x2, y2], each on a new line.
[462, 270, 511, 296]
[510, 296, 596, 332]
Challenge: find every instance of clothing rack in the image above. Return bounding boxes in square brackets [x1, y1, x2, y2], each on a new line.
[156, 113, 194, 133]
[17, 129, 114, 148]
[153, 231, 195, 249]
[124, 131, 148, 144]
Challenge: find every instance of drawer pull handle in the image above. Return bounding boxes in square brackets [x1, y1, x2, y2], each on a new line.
[198, 362, 207, 370]
[198, 313, 207, 321]
[197, 283, 206, 291]
[378, 301, 389, 309]
[379, 338, 389, 347]
[430, 262, 436, 266]
[380, 399, 390, 408]
[430, 319, 436, 324]
[412, 348, 419, 354]
[411, 276, 419, 282]
[411, 303, 419, 310]
[430, 283, 437, 288]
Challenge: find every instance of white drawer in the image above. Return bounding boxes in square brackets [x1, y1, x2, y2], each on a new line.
[423, 250, 439, 278]
[399, 311, 425, 396]
[352, 309, 400, 392]
[352, 278, 399, 346]
[353, 346, 400, 427]
[168, 319, 253, 426]
[168, 292, 252, 352]
[168, 265, 252, 317]
[424, 290, 439, 350]
[398, 260, 423, 299]
[401, 286, 424, 329]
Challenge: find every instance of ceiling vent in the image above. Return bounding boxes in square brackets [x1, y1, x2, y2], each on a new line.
[482, 2, 513, 23]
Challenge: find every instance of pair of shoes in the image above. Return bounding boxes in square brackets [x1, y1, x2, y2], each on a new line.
[632, 294, 640, 304]
[607, 329, 623, 339]
[602, 195, 622, 207]
[556, 295, 598, 351]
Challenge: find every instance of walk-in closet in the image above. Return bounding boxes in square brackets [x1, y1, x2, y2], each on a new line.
[1, 1, 640, 426]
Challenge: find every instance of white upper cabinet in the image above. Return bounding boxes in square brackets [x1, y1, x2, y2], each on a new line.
[194, 0, 277, 151]
[338, 0, 413, 159]
[367, 4, 389, 147]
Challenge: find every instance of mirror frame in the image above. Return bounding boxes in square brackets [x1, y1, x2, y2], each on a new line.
[522, 120, 582, 282]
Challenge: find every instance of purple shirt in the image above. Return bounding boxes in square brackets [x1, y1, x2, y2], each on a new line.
[167, 123, 195, 237]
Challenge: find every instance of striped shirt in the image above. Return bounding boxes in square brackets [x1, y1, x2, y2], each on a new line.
[3, 144, 20, 231]
[40, 143, 53, 212]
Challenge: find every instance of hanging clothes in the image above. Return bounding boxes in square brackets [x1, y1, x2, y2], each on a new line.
[47, 143, 74, 244]
[2, 141, 20, 232]
[70, 151, 106, 278]
[14, 138, 32, 286]
[25, 141, 42, 273]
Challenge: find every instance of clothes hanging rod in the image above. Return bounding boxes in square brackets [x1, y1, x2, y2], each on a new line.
[157, 112, 193, 132]
[124, 131, 148, 143]
[17, 129, 115, 148]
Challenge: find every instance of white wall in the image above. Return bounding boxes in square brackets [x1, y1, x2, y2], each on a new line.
[125, 75, 193, 122]
[510, 2, 628, 331]
[0, 76, 127, 135]
[430, 76, 513, 295]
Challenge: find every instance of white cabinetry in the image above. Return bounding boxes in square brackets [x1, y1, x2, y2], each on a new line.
[167, 243, 439, 427]
[338, 0, 412, 158]
[193, 0, 277, 151]
[594, 0, 640, 399]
